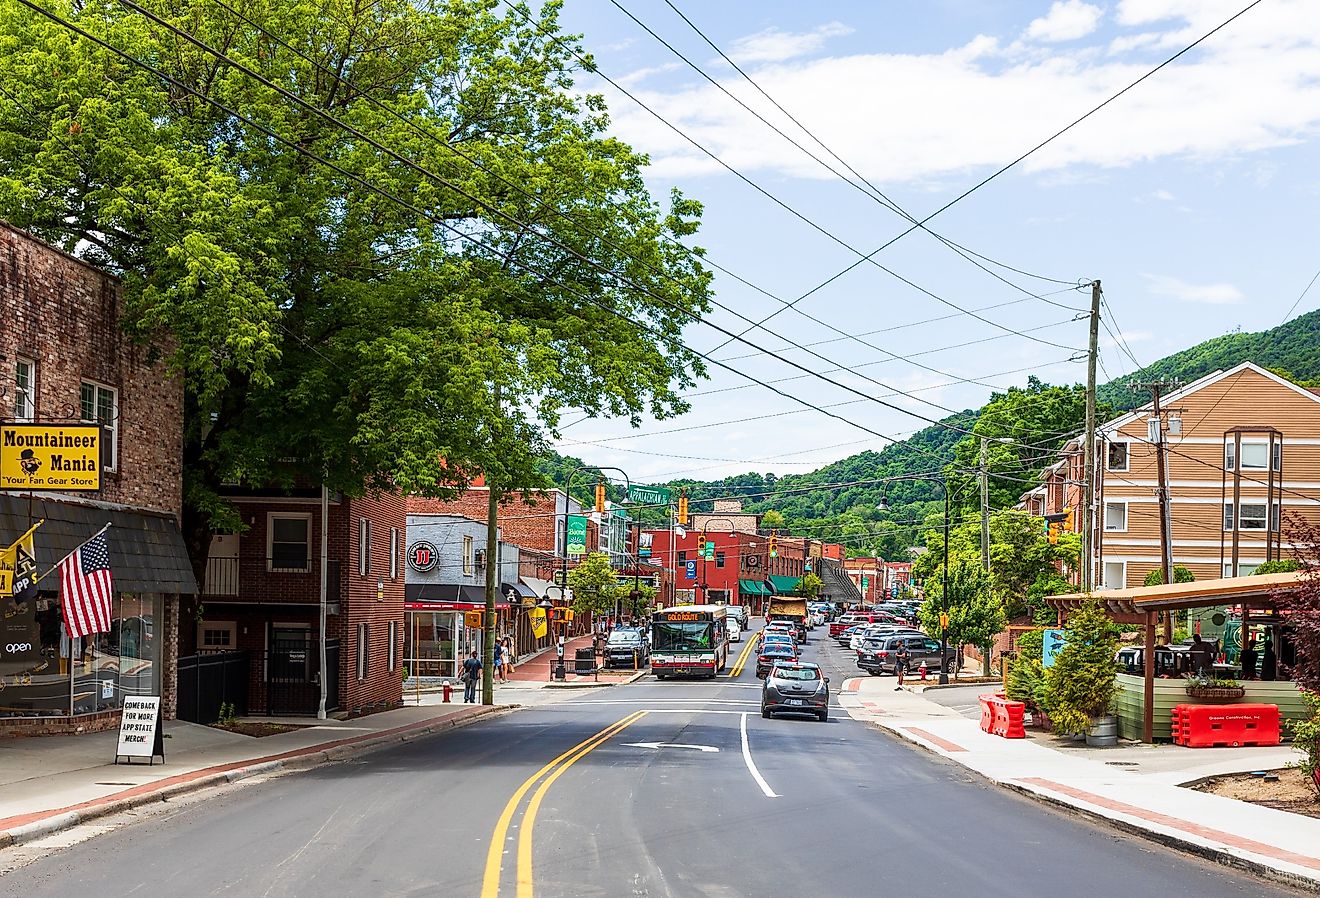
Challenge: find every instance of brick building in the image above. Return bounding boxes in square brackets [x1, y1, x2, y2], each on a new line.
[194, 487, 406, 716]
[0, 222, 196, 734]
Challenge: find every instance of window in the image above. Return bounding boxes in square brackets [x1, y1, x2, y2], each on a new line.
[677, 550, 687, 564]
[358, 518, 372, 576]
[463, 535, 474, 575]
[268, 513, 312, 571]
[1103, 561, 1126, 590]
[1106, 441, 1129, 472]
[198, 621, 236, 651]
[389, 528, 399, 579]
[388, 620, 398, 671]
[715, 551, 726, 569]
[1224, 563, 1260, 577]
[14, 357, 35, 422]
[1226, 440, 1281, 471]
[1103, 501, 1127, 532]
[357, 622, 370, 679]
[80, 380, 117, 471]
[1224, 502, 1280, 531]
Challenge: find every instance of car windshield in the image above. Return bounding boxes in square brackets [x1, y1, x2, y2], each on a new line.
[607, 632, 641, 645]
[652, 621, 714, 652]
[764, 646, 794, 655]
[774, 667, 820, 681]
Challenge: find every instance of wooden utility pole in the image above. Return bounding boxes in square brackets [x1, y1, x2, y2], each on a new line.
[1134, 378, 1180, 643]
[1080, 280, 1100, 593]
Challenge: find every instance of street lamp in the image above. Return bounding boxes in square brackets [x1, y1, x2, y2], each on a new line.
[560, 464, 630, 631]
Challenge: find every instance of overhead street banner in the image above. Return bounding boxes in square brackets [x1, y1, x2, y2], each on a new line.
[627, 485, 672, 506]
[566, 515, 588, 556]
[1, 424, 102, 491]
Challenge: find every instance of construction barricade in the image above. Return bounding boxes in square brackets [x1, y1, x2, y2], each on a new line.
[979, 693, 1026, 739]
[1171, 703, 1280, 748]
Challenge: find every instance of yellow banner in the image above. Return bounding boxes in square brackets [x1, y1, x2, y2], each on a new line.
[1, 424, 102, 491]
[529, 607, 547, 639]
[0, 520, 42, 597]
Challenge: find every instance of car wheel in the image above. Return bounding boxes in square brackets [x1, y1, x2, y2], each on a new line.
[868, 669, 881, 677]
[818, 709, 828, 722]
[655, 674, 666, 680]
[761, 707, 771, 719]
[945, 658, 957, 674]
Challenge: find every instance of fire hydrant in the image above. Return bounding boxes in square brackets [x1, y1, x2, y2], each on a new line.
[442, 681, 454, 703]
[919, 660, 928, 681]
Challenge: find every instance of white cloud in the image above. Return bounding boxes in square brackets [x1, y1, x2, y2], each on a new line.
[727, 22, 853, 64]
[1025, 1, 1104, 42]
[1143, 273, 1244, 304]
[596, 0, 1320, 184]
[1151, 189, 1175, 201]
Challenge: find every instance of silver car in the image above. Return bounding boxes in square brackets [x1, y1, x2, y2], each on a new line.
[761, 661, 830, 721]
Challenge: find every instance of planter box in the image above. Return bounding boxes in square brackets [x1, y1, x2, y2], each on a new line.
[1185, 686, 1245, 700]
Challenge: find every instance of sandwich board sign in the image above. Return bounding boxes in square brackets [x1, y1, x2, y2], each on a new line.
[115, 695, 165, 765]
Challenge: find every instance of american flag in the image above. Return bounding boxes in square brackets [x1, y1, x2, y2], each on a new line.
[60, 530, 114, 638]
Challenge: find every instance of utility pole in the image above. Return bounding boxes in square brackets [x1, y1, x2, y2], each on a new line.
[1134, 377, 1180, 643]
[979, 436, 991, 574]
[1080, 280, 1100, 593]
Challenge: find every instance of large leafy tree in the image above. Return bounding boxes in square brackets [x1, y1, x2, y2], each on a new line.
[0, 1, 711, 583]
[919, 558, 1002, 675]
[567, 552, 620, 618]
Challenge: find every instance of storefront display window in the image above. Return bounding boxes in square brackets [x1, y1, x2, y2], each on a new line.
[405, 610, 459, 678]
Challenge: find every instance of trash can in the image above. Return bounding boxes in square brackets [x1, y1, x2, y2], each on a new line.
[575, 647, 596, 675]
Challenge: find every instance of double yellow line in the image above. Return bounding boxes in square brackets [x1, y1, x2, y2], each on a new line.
[481, 711, 647, 898]
[728, 633, 760, 678]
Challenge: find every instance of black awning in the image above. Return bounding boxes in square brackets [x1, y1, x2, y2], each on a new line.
[0, 494, 198, 594]
[404, 582, 487, 603]
[503, 581, 537, 599]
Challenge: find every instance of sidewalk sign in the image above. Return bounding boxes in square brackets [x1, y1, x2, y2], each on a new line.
[115, 695, 165, 765]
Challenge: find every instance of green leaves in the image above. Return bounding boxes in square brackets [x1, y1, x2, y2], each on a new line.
[1044, 599, 1120, 734]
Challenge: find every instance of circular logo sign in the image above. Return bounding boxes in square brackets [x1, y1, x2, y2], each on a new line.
[407, 540, 439, 573]
[745, 554, 761, 569]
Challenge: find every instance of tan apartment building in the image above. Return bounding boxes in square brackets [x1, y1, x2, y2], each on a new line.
[1026, 363, 1320, 589]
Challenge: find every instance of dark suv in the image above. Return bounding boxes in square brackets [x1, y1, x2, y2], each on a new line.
[858, 634, 950, 676]
[604, 628, 649, 669]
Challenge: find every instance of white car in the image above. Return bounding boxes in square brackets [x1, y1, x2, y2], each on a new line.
[726, 618, 742, 642]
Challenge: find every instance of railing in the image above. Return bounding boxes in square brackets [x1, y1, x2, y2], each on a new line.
[201, 557, 341, 603]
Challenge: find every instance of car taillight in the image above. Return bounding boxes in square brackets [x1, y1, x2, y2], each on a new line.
[879, 651, 888, 658]
[758, 655, 769, 662]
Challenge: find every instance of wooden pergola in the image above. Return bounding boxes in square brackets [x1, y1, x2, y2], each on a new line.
[1044, 571, 1305, 741]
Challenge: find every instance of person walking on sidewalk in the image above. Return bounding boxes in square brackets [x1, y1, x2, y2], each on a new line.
[493, 639, 506, 684]
[502, 636, 516, 678]
[894, 644, 911, 691]
[462, 650, 482, 702]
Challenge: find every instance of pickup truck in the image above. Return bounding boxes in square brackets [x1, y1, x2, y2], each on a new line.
[767, 597, 809, 643]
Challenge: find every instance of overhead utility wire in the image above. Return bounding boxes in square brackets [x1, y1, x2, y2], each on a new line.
[701, 0, 1268, 353]
[639, 0, 1079, 299]
[20, 1, 993, 477]
[498, 0, 1084, 357]
[205, 0, 1031, 408]
[167, 0, 1058, 432]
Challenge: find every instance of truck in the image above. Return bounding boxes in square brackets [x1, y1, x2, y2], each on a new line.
[767, 596, 809, 644]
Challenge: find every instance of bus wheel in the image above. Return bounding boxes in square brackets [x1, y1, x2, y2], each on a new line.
[655, 673, 666, 680]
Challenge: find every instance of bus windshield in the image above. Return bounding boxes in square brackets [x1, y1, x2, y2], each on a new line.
[653, 621, 715, 652]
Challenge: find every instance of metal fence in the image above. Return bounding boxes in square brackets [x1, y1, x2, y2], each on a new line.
[176, 638, 339, 720]
[177, 650, 249, 723]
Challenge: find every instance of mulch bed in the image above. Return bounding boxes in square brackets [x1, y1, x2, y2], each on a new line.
[1191, 768, 1320, 820]
[210, 721, 305, 738]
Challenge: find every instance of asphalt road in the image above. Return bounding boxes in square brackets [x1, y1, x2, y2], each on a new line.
[921, 682, 999, 719]
[0, 621, 1302, 897]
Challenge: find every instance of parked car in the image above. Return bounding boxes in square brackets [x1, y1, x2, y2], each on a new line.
[834, 625, 865, 646]
[858, 634, 951, 676]
[761, 661, 830, 721]
[851, 625, 923, 651]
[604, 628, 650, 669]
[755, 643, 799, 678]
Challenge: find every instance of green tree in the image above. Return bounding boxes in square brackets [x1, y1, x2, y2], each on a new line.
[919, 558, 1003, 676]
[1044, 600, 1120, 735]
[1144, 565, 1196, 586]
[568, 553, 620, 618]
[1253, 559, 1301, 575]
[0, 0, 711, 586]
[760, 509, 785, 529]
[798, 572, 823, 598]
[1005, 628, 1050, 713]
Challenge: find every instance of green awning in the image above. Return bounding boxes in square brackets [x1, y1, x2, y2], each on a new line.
[738, 579, 770, 596]
[768, 575, 802, 595]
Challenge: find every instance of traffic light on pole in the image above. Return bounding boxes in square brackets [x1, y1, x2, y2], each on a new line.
[769, 533, 778, 558]
[595, 481, 606, 515]
[677, 494, 688, 523]
[1064, 506, 1074, 531]
[1048, 523, 1061, 544]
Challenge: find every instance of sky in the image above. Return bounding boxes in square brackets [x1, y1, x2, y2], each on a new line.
[547, 0, 1320, 486]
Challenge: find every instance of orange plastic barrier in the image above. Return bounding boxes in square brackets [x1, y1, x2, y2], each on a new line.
[1171, 703, 1280, 748]
[979, 693, 1026, 739]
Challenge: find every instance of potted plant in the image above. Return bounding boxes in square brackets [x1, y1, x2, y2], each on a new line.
[1184, 673, 1245, 700]
[1043, 599, 1121, 746]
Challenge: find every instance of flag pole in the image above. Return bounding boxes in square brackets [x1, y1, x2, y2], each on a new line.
[3, 518, 45, 552]
[38, 521, 112, 582]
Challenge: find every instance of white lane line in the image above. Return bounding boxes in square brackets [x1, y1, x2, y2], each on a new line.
[558, 699, 759, 706]
[740, 712, 780, 799]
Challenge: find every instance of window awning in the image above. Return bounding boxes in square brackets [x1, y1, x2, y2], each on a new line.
[768, 575, 801, 595]
[738, 579, 769, 596]
[0, 494, 197, 594]
[1044, 570, 1305, 614]
[405, 583, 498, 605]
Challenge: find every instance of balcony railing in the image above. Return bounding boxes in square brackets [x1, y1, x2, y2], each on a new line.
[202, 557, 341, 602]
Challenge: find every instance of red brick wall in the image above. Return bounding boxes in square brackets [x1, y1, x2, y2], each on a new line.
[407, 487, 562, 553]
[0, 223, 183, 515]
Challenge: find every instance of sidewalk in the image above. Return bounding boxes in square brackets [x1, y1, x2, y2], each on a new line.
[838, 676, 1320, 890]
[0, 702, 511, 848]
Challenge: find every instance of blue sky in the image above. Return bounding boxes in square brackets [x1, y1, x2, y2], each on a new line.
[547, 0, 1320, 485]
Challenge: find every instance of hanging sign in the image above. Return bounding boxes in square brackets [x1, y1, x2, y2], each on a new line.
[1, 424, 102, 491]
[115, 695, 165, 764]
[566, 515, 588, 556]
[627, 485, 672, 506]
[638, 532, 653, 558]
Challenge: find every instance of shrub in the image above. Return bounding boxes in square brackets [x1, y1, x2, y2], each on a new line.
[1044, 599, 1120, 735]
[1292, 692, 1320, 799]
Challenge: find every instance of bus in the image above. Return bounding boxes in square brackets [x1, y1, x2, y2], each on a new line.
[650, 605, 729, 679]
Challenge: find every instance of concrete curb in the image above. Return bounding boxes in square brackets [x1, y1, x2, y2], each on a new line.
[0, 704, 515, 850]
[868, 718, 1320, 894]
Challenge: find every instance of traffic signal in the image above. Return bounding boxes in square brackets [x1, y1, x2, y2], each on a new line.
[769, 533, 778, 558]
[1043, 511, 1068, 543]
[677, 494, 688, 522]
[595, 481, 606, 514]
[1064, 506, 1074, 531]
[1048, 522, 1061, 545]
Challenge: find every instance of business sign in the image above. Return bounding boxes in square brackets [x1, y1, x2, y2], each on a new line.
[115, 696, 164, 764]
[1, 424, 102, 491]
[407, 540, 439, 573]
[1043, 629, 1067, 668]
[566, 515, 588, 556]
[684, 560, 697, 580]
[638, 532, 653, 558]
[628, 485, 672, 506]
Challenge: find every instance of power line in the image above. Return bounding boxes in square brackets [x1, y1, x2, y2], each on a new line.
[1279, 265, 1320, 326]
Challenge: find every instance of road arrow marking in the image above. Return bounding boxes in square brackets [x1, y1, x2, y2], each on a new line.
[622, 741, 720, 752]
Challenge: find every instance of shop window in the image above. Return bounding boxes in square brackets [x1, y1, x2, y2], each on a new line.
[80, 380, 117, 471]
[15, 357, 35, 421]
[268, 514, 312, 571]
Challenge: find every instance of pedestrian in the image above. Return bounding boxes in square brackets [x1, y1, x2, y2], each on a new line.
[1261, 638, 1278, 682]
[493, 639, 506, 684]
[894, 643, 911, 691]
[1239, 637, 1258, 680]
[1188, 633, 1214, 676]
[503, 636, 516, 677]
[462, 650, 482, 702]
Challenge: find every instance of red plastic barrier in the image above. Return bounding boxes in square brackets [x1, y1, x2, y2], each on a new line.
[979, 693, 1026, 739]
[1171, 703, 1280, 748]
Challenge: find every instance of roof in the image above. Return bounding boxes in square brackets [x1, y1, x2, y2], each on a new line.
[1101, 362, 1320, 435]
[1044, 570, 1306, 613]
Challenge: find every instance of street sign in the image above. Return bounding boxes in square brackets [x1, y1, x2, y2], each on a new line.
[627, 484, 672, 506]
[685, 560, 697, 580]
[566, 515, 588, 556]
[1043, 629, 1067, 668]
